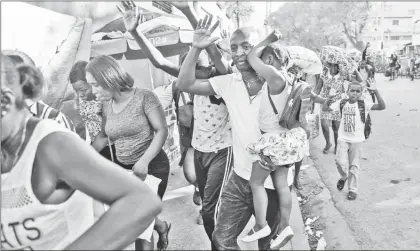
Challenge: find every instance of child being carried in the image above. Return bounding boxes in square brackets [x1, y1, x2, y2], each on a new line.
[241, 30, 322, 249]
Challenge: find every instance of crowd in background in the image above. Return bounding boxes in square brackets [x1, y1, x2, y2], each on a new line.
[1, 1, 387, 250]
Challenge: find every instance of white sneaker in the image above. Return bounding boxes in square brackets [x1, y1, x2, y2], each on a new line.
[270, 226, 294, 249]
[242, 224, 271, 243]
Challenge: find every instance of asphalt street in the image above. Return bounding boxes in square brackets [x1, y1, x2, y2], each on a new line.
[309, 74, 420, 250]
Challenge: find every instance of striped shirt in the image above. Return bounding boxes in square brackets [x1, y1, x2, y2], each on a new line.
[28, 100, 76, 132]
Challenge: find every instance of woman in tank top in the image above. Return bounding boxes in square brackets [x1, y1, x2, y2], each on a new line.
[86, 55, 171, 251]
[1, 54, 162, 250]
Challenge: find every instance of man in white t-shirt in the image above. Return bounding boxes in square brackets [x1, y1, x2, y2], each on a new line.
[177, 18, 293, 250]
[329, 80, 385, 201]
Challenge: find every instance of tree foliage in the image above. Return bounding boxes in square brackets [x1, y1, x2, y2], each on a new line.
[269, 2, 374, 51]
[224, 1, 255, 28]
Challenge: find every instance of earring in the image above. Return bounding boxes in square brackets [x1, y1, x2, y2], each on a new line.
[1, 111, 6, 117]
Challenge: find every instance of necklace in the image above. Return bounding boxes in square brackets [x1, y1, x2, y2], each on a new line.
[2, 116, 31, 173]
[244, 77, 264, 104]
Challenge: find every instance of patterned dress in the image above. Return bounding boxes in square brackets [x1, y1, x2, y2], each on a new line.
[319, 74, 349, 121]
[78, 99, 102, 142]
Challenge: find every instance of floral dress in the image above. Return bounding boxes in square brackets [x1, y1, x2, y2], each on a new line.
[246, 83, 309, 168]
[78, 99, 102, 142]
[319, 74, 348, 121]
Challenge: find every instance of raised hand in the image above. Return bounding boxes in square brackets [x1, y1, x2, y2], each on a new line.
[218, 29, 231, 52]
[366, 79, 377, 91]
[117, 1, 144, 32]
[192, 15, 220, 49]
[266, 29, 282, 43]
[171, 1, 191, 11]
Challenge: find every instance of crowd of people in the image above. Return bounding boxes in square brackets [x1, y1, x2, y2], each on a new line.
[1, 1, 387, 250]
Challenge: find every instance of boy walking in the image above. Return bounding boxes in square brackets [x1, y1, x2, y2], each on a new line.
[330, 80, 386, 200]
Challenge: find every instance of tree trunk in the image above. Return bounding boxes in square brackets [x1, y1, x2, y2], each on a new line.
[236, 14, 240, 28]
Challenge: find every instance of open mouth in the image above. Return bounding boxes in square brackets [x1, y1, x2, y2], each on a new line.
[236, 60, 248, 66]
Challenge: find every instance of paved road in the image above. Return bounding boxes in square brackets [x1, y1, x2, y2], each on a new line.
[310, 75, 420, 249]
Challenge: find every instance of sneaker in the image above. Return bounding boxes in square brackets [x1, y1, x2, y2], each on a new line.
[270, 226, 294, 249]
[242, 224, 271, 242]
[193, 187, 202, 206]
[197, 210, 203, 225]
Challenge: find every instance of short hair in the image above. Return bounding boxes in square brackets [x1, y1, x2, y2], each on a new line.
[17, 64, 45, 100]
[69, 60, 88, 84]
[3, 50, 36, 66]
[85, 55, 134, 93]
[231, 27, 260, 45]
[348, 81, 363, 90]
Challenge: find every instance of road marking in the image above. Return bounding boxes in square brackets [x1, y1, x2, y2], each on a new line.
[163, 184, 195, 202]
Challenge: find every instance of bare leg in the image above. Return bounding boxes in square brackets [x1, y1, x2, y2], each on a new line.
[271, 166, 292, 232]
[321, 119, 332, 154]
[249, 161, 272, 231]
[332, 120, 340, 154]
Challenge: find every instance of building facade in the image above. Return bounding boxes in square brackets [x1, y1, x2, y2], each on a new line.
[362, 2, 420, 53]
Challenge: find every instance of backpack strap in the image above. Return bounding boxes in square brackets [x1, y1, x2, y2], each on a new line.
[266, 85, 279, 115]
[47, 107, 60, 120]
[357, 100, 366, 124]
[339, 99, 349, 116]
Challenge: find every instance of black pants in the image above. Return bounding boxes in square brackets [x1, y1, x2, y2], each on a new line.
[115, 149, 170, 199]
[212, 171, 281, 250]
[99, 144, 116, 162]
[194, 147, 233, 251]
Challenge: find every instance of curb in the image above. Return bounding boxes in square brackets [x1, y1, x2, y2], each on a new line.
[290, 188, 311, 250]
[297, 140, 361, 250]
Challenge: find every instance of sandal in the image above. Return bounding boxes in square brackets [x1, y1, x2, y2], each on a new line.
[157, 221, 171, 251]
[323, 143, 332, 154]
[337, 178, 347, 191]
[347, 191, 357, 200]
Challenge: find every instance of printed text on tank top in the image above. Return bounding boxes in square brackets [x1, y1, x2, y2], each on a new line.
[1, 120, 94, 250]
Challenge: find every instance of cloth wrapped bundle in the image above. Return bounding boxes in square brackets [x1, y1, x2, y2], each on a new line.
[319, 46, 357, 76]
[265, 43, 323, 76]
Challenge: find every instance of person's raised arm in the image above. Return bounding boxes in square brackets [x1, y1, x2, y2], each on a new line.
[247, 30, 287, 93]
[177, 15, 219, 95]
[38, 132, 162, 250]
[172, 2, 230, 75]
[366, 79, 386, 110]
[118, 1, 179, 77]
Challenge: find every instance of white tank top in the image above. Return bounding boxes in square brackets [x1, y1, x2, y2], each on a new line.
[259, 83, 289, 133]
[1, 120, 94, 250]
